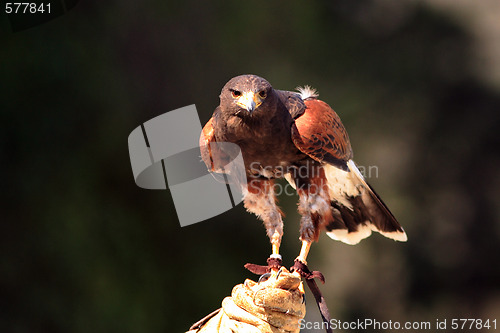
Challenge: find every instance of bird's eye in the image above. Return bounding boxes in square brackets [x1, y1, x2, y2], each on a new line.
[259, 90, 267, 98]
[231, 90, 241, 98]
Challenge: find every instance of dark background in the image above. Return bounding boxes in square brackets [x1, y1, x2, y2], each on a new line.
[1, 1, 499, 332]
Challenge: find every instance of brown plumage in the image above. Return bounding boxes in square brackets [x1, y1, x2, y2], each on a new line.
[200, 74, 406, 266]
[292, 98, 353, 170]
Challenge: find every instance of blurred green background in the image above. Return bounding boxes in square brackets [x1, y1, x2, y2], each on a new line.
[1, 1, 499, 332]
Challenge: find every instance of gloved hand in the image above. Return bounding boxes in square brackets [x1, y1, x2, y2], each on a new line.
[187, 267, 306, 333]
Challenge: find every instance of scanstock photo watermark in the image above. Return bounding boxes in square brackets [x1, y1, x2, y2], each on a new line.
[128, 105, 381, 227]
[299, 318, 497, 331]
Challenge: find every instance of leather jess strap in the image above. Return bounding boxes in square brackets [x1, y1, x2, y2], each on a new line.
[244, 257, 283, 275]
[290, 259, 332, 333]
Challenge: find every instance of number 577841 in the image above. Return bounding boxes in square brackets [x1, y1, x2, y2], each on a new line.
[5, 3, 51, 14]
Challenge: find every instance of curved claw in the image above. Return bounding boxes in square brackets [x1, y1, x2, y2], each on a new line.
[258, 272, 272, 284]
[276, 266, 284, 280]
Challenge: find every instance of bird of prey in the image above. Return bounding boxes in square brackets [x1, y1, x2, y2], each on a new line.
[200, 74, 406, 271]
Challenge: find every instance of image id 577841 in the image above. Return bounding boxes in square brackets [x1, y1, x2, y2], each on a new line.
[5, 2, 51, 14]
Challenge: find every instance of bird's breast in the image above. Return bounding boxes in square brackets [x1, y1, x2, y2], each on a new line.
[238, 131, 309, 179]
[217, 117, 304, 178]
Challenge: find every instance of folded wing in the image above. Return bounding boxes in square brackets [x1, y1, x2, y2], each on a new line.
[291, 98, 407, 244]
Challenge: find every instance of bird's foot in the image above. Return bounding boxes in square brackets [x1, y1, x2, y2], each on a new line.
[290, 259, 325, 284]
[244, 254, 283, 277]
[268, 254, 283, 274]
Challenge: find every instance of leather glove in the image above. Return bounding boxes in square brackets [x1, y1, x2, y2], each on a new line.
[187, 268, 306, 333]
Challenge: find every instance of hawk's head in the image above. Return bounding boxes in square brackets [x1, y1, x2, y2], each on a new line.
[219, 74, 276, 118]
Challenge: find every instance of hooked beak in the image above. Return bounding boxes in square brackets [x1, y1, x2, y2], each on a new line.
[236, 91, 262, 112]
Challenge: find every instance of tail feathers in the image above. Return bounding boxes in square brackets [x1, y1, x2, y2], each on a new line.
[324, 161, 407, 245]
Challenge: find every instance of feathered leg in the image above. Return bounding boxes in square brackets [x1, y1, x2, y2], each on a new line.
[243, 178, 284, 271]
[293, 166, 333, 265]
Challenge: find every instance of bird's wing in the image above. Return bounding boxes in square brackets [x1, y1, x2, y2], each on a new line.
[199, 115, 217, 171]
[199, 110, 238, 176]
[288, 97, 406, 244]
[291, 98, 353, 171]
[275, 90, 306, 119]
